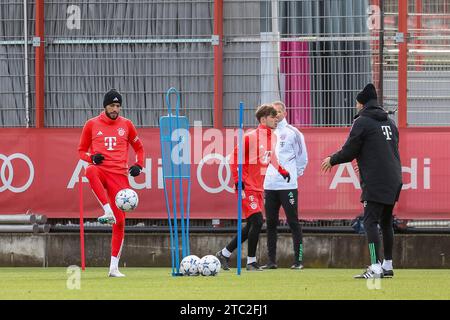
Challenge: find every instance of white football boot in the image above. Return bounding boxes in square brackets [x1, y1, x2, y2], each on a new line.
[97, 211, 116, 225]
[108, 268, 126, 277]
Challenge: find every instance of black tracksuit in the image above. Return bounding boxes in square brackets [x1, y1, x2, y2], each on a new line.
[330, 99, 403, 264]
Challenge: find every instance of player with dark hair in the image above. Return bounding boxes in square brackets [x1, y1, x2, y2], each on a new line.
[78, 89, 145, 277]
[216, 104, 291, 271]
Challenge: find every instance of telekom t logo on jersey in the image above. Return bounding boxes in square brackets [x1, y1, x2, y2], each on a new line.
[104, 137, 117, 150]
[381, 126, 393, 140]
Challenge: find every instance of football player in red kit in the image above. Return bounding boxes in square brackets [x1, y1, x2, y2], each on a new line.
[216, 104, 291, 271]
[78, 89, 145, 277]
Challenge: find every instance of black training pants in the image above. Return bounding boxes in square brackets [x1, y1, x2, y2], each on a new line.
[226, 212, 264, 258]
[363, 201, 395, 264]
[264, 189, 303, 263]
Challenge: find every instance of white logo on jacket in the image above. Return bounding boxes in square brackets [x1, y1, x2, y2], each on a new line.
[104, 137, 117, 150]
[117, 128, 126, 136]
[381, 126, 392, 140]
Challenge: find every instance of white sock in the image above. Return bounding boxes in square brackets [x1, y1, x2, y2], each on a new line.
[110, 256, 119, 271]
[103, 204, 113, 215]
[382, 259, 393, 270]
[221, 248, 232, 258]
[370, 262, 382, 274]
[247, 256, 256, 264]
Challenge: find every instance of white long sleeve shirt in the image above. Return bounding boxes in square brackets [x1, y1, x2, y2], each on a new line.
[264, 118, 308, 190]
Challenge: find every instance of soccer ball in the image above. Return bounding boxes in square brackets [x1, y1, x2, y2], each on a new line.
[179, 255, 201, 276]
[115, 188, 139, 212]
[198, 255, 221, 276]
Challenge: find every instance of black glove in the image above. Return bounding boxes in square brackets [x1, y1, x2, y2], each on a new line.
[234, 182, 245, 191]
[278, 168, 291, 183]
[91, 153, 104, 165]
[129, 164, 142, 177]
[283, 172, 291, 183]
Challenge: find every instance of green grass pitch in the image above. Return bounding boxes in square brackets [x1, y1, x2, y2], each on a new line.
[0, 267, 449, 300]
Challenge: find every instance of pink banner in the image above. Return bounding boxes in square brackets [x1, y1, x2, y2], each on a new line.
[281, 41, 311, 125]
[0, 128, 449, 220]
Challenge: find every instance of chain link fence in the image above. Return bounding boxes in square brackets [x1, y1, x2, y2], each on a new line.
[384, 0, 450, 125]
[0, 0, 449, 128]
[1, 0, 378, 128]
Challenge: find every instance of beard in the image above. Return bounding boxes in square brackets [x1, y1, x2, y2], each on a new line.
[106, 111, 119, 119]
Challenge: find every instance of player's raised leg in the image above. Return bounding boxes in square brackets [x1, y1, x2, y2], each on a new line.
[85, 165, 116, 225]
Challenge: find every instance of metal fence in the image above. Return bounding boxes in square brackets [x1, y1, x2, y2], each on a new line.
[1, 0, 216, 127]
[0, 1, 35, 127]
[44, 0, 215, 127]
[384, 0, 450, 125]
[1, 0, 450, 128]
[223, 0, 376, 127]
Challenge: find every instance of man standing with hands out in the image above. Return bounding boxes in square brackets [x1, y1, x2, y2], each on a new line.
[321, 84, 402, 279]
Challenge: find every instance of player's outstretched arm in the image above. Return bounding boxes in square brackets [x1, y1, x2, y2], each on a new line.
[78, 120, 95, 163]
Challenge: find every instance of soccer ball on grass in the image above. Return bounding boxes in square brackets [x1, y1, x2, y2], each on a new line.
[198, 255, 221, 276]
[179, 255, 201, 276]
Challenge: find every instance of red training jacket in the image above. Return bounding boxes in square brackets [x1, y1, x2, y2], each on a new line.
[230, 124, 286, 192]
[78, 112, 145, 176]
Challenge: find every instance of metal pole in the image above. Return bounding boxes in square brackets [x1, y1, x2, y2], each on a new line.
[271, 0, 279, 35]
[271, 0, 281, 101]
[415, 0, 423, 71]
[23, 0, 30, 127]
[379, 0, 384, 106]
[398, 0, 408, 128]
[213, 0, 223, 129]
[35, 0, 45, 128]
[236, 101, 244, 276]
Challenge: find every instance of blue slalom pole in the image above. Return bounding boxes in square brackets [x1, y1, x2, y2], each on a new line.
[237, 101, 244, 275]
[173, 94, 187, 260]
[186, 179, 191, 256]
[160, 87, 191, 276]
[160, 122, 176, 275]
[162, 176, 175, 275]
[165, 88, 181, 275]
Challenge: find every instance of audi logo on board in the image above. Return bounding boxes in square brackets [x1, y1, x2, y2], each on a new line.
[0, 153, 34, 193]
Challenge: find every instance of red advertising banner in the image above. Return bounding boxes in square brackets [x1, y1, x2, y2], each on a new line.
[0, 128, 449, 220]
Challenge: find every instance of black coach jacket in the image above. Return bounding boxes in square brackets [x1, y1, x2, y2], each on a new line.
[330, 99, 403, 205]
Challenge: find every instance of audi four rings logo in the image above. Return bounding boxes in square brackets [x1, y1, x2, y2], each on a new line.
[0, 153, 34, 193]
[197, 153, 234, 194]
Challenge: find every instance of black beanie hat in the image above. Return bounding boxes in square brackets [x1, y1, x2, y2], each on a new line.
[103, 89, 122, 107]
[356, 83, 377, 105]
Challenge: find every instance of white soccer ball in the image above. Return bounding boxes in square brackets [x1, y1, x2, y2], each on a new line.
[198, 255, 221, 276]
[115, 188, 139, 212]
[179, 255, 201, 276]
